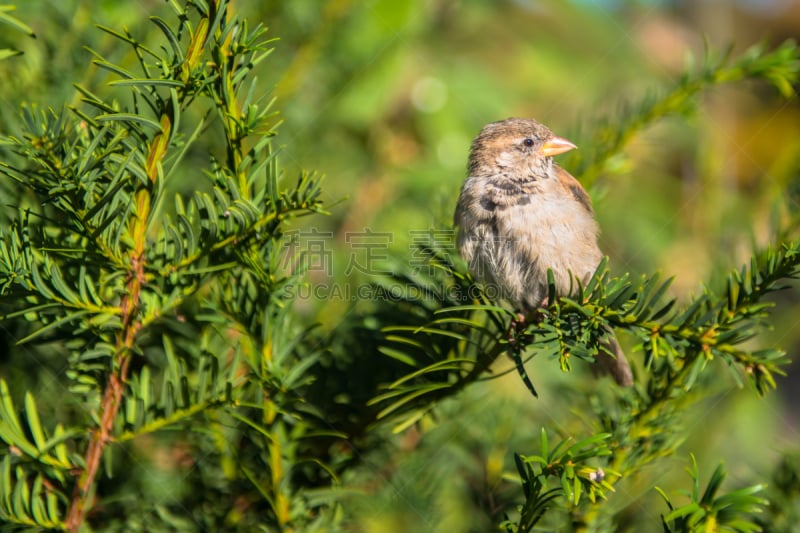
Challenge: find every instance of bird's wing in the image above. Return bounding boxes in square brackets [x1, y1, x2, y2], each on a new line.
[554, 165, 594, 214]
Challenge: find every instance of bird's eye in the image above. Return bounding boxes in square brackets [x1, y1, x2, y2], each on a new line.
[523, 138, 534, 147]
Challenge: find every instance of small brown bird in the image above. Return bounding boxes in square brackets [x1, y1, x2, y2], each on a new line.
[454, 118, 633, 386]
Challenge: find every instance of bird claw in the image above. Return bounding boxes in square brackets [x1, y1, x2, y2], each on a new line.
[508, 311, 528, 343]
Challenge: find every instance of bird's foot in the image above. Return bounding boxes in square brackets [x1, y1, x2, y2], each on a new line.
[508, 312, 527, 343]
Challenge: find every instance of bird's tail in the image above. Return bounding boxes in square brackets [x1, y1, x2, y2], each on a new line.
[594, 332, 633, 386]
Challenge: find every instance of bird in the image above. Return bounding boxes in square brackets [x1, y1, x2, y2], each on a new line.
[454, 117, 633, 386]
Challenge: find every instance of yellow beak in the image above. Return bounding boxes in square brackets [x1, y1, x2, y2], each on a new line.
[540, 136, 577, 157]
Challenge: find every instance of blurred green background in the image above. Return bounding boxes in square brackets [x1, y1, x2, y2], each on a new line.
[2, 0, 800, 530]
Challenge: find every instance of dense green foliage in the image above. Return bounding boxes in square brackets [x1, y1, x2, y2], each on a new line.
[1, 1, 799, 532]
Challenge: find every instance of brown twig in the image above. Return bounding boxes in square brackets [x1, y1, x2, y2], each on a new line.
[64, 100, 172, 533]
[64, 257, 143, 531]
[63, 5, 222, 528]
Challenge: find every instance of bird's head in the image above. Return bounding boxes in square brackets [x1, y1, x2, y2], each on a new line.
[467, 117, 576, 178]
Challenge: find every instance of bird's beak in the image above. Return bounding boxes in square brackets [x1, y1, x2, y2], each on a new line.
[540, 136, 577, 157]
